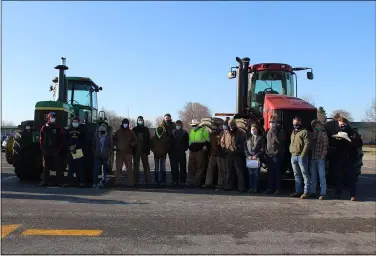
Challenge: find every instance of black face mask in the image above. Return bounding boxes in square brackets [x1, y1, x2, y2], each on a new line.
[339, 125, 348, 131]
[293, 124, 300, 130]
[100, 131, 106, 135]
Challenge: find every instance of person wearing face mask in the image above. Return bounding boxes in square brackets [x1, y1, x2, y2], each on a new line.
[187, 119, 210, 187]
[244, 124, 265, 193]
[132, 116, 152, 185]
[203, 124, 223, 188]
[170, 120, 189, 186]
[216, 119, 230, 191]
[113, 118, 138, 187]
[63, 117, 86, 187]
[309, 120, 329, 199]
[92, 125, 113, 188]
[222, 119, 247, 192]
[161, 113, 175, 164]
[289, 116, 312, 199]
[150, 125, 171, 185]
[39, 112, 64, 186]
[264, 117, 286, 195]
[332, 117, 363, 201]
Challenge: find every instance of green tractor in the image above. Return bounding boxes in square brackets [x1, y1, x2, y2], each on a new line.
[6, 57, 114, 182]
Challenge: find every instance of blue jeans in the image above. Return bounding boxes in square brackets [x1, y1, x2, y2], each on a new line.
[310, 159, 327, 195]
[291, 155, 311, 194]
[93, 157, 108, 186]
[266, 154, 283, 191]
[247, 167, 260, 190]
[154, 156, 166, 184]
[68, 156, 84, 184]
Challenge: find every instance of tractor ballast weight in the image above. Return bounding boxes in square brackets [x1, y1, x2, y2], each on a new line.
[10, 58, 114, 182]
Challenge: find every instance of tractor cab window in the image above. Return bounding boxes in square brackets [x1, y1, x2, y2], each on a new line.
[78, 109, 92, 124]
[67, 83, 92, 107]
[248, 70, 294, 115]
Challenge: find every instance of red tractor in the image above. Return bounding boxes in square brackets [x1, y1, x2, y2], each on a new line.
[216, 57, 316, 178]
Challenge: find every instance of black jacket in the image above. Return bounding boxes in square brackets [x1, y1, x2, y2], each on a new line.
[171, 129, 189, 156]
[66, 126, 86, 150]
[40, 123, 64, 152]
[132, 125, 151, 154]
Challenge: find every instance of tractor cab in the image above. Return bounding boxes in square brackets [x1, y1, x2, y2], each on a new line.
[248, 64, 296, 116]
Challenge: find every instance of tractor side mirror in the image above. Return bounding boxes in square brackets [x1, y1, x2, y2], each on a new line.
[307, 72, 314, 80]
[98, 111, 106, 120]
[228, 71, 236, 79]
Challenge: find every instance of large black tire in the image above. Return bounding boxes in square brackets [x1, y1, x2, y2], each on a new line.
[13, 137, 42, 181]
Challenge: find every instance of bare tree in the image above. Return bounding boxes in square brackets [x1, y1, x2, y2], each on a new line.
[1, 120, 15, 127]
[144, 120, 153, 128]
[330, 109, 354, 121]
[101, 108, 126, 130]
[154, 116, 164, 127]
[362, 98, 376, 122]
[178, 102, 211, 128]
[317, 106, 327, 123]
[301, 95, 316, 106]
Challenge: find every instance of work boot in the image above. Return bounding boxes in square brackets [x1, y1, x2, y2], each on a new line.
[39, 182, 48, 187]
[79, 183, 85, 188]
[248, 188, 254, 193]
[351, 196, 357, 201]
[215, 185, 223, 191]
[300, 193, 309, 199]
[319, 195, 325, 200]
[202, 184, 213, 188]
[290, 192, 302, 198]
[274, 190, 281, 195]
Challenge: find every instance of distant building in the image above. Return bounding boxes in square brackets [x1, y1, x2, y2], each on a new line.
[1, 126, 18, 135]
[351, 122, 376, 144]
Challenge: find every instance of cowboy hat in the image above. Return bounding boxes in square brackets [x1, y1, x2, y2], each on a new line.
[332, 132, 351, 142]
[189, 119, 200, 126]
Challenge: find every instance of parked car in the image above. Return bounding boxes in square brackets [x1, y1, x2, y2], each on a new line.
[2, 136, 9, 151]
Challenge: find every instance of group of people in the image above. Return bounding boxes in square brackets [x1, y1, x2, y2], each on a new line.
[39, 112, 363, 201]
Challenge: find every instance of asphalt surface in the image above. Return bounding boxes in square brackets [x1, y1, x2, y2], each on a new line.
[1, 152, 376, 254]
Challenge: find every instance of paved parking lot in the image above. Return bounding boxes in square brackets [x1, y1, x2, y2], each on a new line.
[1, 152, 375, 254]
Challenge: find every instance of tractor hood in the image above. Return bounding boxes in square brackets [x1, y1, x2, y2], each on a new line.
[264, 94, 316, 111]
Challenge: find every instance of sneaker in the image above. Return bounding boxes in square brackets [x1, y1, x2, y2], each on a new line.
[263, 189, 274, 194]
[215, 185, 223, 191]
[290, 192, 302, 198]
[300, 193, 309, 199]
[202, 184, 212, 188]
[351, 196, 357, 201]
[98, 183, 105, 188]
[319, 195, 325, 200]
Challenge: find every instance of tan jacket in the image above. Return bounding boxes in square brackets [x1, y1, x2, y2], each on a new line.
[223, 131, 245, 153]
[113, 128, 138, 153]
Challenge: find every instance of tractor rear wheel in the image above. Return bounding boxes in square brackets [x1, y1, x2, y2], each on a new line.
[13, 138, 42, 181]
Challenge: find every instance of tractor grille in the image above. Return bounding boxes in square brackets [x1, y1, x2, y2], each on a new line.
[34, 110, 68, 133]
[275, 109, 317, 138]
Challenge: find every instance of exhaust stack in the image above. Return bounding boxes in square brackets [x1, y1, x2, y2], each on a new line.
[55, 57, 69, 103]
[235, 57, 250, 114]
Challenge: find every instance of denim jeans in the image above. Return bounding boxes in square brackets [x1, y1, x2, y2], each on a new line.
[93, 157, 108, 186]
[266, 154, 283, 191]
[247, 167, 260, 190]
[310, 159, 327, 196]
[154, 156, 166, 184]
[68, 156, 84, 184]
[291, 155, 311, 193]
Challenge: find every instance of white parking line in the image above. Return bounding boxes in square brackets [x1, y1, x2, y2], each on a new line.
[359, 175, 376, 181]
[2, 176, 17, 181]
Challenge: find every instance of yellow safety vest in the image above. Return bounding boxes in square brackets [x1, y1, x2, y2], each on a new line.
[189, 127, 209, 145]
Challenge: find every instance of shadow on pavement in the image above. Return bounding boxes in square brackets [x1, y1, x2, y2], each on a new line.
[1, 192, 148, 205]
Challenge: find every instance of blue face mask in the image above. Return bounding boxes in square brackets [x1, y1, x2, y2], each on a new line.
[223, 125, 228, 130]
[176, 125, 181, 130]
[293, 124, 300, 130]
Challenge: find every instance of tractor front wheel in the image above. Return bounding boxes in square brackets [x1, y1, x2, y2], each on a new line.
[13, 139, 42, 181]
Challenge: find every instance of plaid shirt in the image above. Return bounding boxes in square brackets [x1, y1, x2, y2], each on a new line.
[311, 131, 329, 160]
